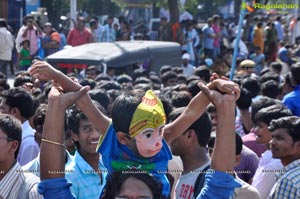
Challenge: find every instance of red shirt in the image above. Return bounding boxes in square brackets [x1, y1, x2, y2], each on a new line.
[67, 28, 91, 46]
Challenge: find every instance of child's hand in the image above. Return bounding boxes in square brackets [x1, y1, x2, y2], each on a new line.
[30, 61, 59, 82]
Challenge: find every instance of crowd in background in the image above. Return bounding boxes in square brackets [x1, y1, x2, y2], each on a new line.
[0, 10, 300, 199]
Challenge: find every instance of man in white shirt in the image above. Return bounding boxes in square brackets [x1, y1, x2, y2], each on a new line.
[0, 18, 14, 77]
[0, 114, 42, 199]
[181, 53, 195, 77]
[251, 104, 292, 199]
[0, 88, 39, 166]
[168, 107, 211, 199]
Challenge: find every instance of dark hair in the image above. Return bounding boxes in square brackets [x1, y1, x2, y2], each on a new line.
[97, 80, 121, 91]
[251, 97, 281, 123]
[111, 94, 142, 134]
[89, 18, 97, 27]
[261, 80, 280, 99]
[235, 133, 243, 155]
[260, 72, 280, 84]
[194, 67, 210, 83]
[291, 62, 300, 85]
[241, 77, 260, 98]
[270, 62, 282, 73]
[13, 74, 33, 88]
[134, 77, 152, 85]
[168, 107, 212, 147]
[88, 89, 110, 113]
[208, 133, 243, 155]
[95, 74, 112, 82]
[132, 69, 149, 82]
[269, 116, 300, 142]
[117, 74, 133, 84]
[161, 71, 177, 85]
[171, 91, 192, 108]
[254, 104, 292, 126]
[236, 88, 252, 110]
[86, 65, 100, 75]
[1, 87, 35, 119]
[0, 18, 8, 28]
[103, 172, 164, 199]
[0, 114, 22, 158]
[33, 103, 47, 129]
[159, 65, 172, 76]
[79, 78, 96, 90]
[187, 80, 201, 97]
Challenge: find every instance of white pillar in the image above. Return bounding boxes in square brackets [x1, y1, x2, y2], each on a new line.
[70, 0, 77, 27]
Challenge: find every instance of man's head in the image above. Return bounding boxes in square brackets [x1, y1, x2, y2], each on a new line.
[254, 104, 292, 147]
[0, 114, 22, 162]
[161, 71, 178, 87]
[43, 22, 52, 34]
[112, 90, 166, 158]
[0, 88, 35, 122]
[168, 107, 211, 157]
[269, 116, 300, 165]
[239, 60, 255, 75]
[207, 133, 243, 166]
[0, 18, 8, 29]
[33, 104, 48, 147]
[107, 16, 114, 26]
[26, 16, 35, 29]
[160, 17, 168, 26]
[291, 62, 300, 85]
[182, 53, 190, 67]
[67, 101, 104, 155]
[76, 17, 86, 30]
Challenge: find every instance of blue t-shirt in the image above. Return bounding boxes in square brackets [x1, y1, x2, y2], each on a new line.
[202, 25, 214, 49]
[97, 123, 172, 197]
[283, 85, 300, 116]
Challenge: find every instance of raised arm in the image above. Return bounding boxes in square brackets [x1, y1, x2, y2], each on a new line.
[30, 61, 110, 135]
[40, 85, 89, 180]
[195, 82, 241, 199]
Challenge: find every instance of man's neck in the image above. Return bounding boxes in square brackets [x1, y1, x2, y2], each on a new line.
[78, 150, 100, 171]
[281, 156, 300, 167]
[181, 147, 210, 174]
[0, 159, 16, 181]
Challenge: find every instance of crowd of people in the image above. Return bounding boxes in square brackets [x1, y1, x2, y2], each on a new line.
[0, 10, 300, 199]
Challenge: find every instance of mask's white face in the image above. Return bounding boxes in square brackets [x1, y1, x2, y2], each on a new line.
[135, 126, 164, 158]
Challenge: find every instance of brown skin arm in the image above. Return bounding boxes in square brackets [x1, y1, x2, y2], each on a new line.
[30, 61, 110, 136]
[40, 85, 89, 180]
[198, 82, 239, 172]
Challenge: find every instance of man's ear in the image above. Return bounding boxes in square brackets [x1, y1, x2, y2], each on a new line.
[234, 154, 241, 166]
[71, 131, 79, 142]
[10, 107, 20, 119]
[8, 140, 19, 156]
[117, 132, 130, 145]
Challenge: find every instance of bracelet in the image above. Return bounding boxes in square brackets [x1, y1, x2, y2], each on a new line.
[41, 138, 64, 147]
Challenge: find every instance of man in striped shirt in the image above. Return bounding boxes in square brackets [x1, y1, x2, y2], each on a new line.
[0, 114, 42, 199]
[269, 116, 300, 198]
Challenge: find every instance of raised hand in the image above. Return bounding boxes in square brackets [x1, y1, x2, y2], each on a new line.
[30, 61, 60, 82]
[198, 82, 238, 108]
[48, 83, 90, 110]
[206, 73, 240, 100]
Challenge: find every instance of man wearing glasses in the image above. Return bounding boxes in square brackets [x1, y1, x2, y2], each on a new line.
[0, 114, 42, 199]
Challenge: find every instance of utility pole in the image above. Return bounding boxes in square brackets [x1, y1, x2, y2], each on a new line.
[70, 0, 77, 27]
[291, 0, 299, 43]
